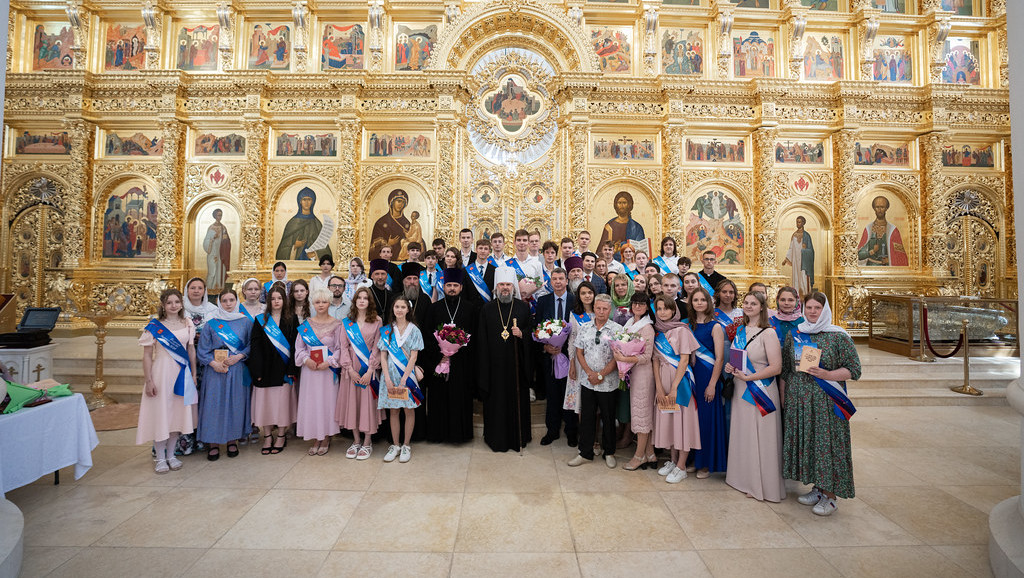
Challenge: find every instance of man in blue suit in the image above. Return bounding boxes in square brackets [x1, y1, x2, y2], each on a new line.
[535, 267, 578, 446]
[580, 252, 608, 295]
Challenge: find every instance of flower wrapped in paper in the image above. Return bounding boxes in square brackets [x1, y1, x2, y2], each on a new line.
[532, 318, 571, 379]
[433, 323, 471, 378]
[609, 330, 647, 389]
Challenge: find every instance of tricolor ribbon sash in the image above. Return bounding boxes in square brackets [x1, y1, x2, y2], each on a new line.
[144, 319, 198, 406]
[381, 325, 424, 406]
[792, 331, 857, 420]
[654, 332, 695, 407]
[343, 318, 379, 397]
[466, 262, 491, 302]
[298, 320, 341, 376]
[733, 325, 777, 416]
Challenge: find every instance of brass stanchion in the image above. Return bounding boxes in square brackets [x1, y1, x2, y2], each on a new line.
[950, 319, 983, 396]
[83, 304, 118, 411]
[913, 296, 935, 362]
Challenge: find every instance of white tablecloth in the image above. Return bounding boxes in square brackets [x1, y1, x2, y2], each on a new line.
[0, 394, 99, 498]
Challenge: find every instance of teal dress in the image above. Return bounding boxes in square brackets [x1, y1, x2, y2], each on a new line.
[770, 315, 804, 346]
[377, 324, 424, 410]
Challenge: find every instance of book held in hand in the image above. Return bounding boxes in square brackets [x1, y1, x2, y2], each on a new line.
[309, 346, 326, 365]
[798, 346, 821, 373]
[214, 349, 229, 363]
[388, 386, 410, 400]
[728, 347, 746, 372]
[657, 395, 680, 414]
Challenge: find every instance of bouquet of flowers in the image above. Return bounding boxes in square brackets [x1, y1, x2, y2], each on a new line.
[532, 319, 571, 379]
[609, 329, 647, 390]
[433, 324, 471, 378]
[518, 276, 543, 299]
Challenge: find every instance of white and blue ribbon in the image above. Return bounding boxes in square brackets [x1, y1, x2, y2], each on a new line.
[466, 262, 491, 302]
[654, 332, 695, 407]
[343, 318, 379, 396]
[380, 325, 424, 405]
[733, 326, 777, 416]
[144, 319, 197, 406]
[792, 331, 856, 420]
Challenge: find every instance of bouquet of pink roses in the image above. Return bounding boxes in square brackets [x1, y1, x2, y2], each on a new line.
[532, 319, 571, 379]
[434, 324, 471, 378]
[609, 329, 647, 390]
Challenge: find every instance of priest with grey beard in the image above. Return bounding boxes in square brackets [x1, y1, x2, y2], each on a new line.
[397, 261, 431, 329]
[565, 255, 586, 294]
[476, 267, 535, 452]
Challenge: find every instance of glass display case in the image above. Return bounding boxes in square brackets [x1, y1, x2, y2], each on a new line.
[868, 295, 1019, 358]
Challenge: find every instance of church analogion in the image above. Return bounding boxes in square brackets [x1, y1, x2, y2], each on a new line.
[1, 0, 1013, 329]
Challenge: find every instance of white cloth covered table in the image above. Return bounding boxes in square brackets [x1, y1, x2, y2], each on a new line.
[0, 394, 99, 498]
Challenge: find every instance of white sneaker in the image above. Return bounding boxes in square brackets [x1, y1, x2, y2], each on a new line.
[345, 442, 360, 459]
[167, 457, 183, 471]
[383, 445, 400, 462]
[605, 455, 616, 468]
[154, 459, 169, 474]
[658, 461, 676, 476]
[666, 466, 687, 484]
[813, 498, 838, 516]
[797, 487, 824, 506]
[568, 454, 588, 467]
[529, 388, 537, 402]
[399, 445, 412, 463]
[356, 445, 372, 460]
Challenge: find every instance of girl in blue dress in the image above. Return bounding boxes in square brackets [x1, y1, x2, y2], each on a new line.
[197, 290, 252, 461]
[377, 296, 424, 464]
[687, 286, 728, 477]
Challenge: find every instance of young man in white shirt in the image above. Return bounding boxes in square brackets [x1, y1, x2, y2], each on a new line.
[489, 232, 508, 266]
[575, 230, 592, 257]
[458, 228, 475, 266]
[506, 229, 543, 300]
[528, 230, 542, 261]
[599, 240, 625, 274]
[557, 237, 575, 267]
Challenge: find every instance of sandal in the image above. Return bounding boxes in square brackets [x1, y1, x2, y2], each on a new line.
[308, 442, 319, 456]
[622, 455, 646, 471]
[261, 435, 273, 455]
[696, 469, 711, 479]
[643, 454, 658, 470]
[207, 447, 220, 461]
[316, 438, 330, 456]
[270, 435, 287, 455]
[226, 442, 239, 458]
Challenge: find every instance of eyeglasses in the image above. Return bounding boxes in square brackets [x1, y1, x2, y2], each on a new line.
[328, 284, 344, 289]
[594, 329, 602, 345]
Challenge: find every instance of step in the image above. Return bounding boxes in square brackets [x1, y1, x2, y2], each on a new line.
[849, 387, 1009, 407]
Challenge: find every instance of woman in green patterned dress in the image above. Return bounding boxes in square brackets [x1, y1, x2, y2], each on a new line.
[780, 291, 861, 516]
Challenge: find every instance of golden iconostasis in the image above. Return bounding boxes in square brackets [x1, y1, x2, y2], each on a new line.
[0, 0, 1012, 330]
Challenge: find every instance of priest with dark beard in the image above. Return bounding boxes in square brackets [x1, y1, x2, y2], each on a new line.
[368, 259, 394, 322]
[397, 262, 431, 329]
[477, 267, 534, 452]
[422, 268, 479, 444]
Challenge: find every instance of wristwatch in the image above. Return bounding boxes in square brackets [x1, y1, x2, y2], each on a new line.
[597, 373, 604, 381]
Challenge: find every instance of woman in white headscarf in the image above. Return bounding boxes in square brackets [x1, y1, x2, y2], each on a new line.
[196, 289, 253, 461]
[780, 291, 861, 517]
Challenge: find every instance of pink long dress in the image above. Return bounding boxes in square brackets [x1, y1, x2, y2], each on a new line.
[335, 317, 384, 434]
[726, 329, 785, 502]
[137, 323, 198, 445]
[294, 318, 343, 440]
[626, 323, 657, 434]
[652, 327, 702, 452]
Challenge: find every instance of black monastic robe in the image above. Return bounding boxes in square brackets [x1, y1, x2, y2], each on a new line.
[421, 294, 480, 443]
[476, 298, 534, 452]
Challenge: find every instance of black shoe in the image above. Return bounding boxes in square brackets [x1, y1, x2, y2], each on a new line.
[566, 433, 578, 447]
[540, 433, 558, 446]
[207, 447, 220, 461]
[226, 443, 239, 458]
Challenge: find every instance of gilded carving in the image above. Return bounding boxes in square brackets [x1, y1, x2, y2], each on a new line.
[156, 120, 185, 269]
[60, 119, 93, 269]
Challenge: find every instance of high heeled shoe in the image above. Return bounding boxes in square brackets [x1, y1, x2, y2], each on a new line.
[622, 455, 646, 471]
[642, 454, 658, 470]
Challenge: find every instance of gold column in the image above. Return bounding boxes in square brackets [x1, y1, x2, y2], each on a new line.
[156, 120, 186, 271]
[435, 120, 459, 245]
[568, 122, 590, 237]
[662, 124, 685, 242]
[831, 128, 861, 274]
[60, 119, 93, 269]
[920, 132, 949, 275]
[336, 119, 360, 266]
[752, 127, 779, 276]
[240, 120, 269, 270]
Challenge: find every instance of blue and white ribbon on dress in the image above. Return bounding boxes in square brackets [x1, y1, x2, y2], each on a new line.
[654, 332, 695, 407]
[144, 319, 197, 406]
[792, 331, 856, 420]
[713, 308, 733, 329]
[298, 320, 340, 376]
[343, 318, 379, 396]
[239, 303, 255, 321]
[733, 325, 777, 416]
[256, 314, 293, 384]
[380, 325, 424, 405]
[211, 320, 244, 354]
[652, 256, 672, 274]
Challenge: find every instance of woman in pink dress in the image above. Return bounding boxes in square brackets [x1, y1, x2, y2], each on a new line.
[335, 287, 384, 460]
[725, 291, 785, 502]
[617, 293, 657, 471]
[294, 287, 343, 455]
[138, 289, 197, 474]
[248, 285, 298, 455]
[651, 295, 702, 484]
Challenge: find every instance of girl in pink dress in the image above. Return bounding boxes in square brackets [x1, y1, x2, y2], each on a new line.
[138, 289, 197, 474]
[336, 287, 384, 460]
[651, 295, 702, 484]
[248, 285, 298, 455]
[295, 287, 343, 455]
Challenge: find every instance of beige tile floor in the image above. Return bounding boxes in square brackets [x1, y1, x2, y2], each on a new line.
[7, 404, 1020, 578]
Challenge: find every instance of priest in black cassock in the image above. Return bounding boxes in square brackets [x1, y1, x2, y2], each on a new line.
[368, 259, 394, 322]
[477, 267, 535, 452]
[421, 268, 479, 444]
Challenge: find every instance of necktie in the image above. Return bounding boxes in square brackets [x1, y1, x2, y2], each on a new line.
[429, 273, 433, 286]
[556, 297, 563, 320]
[586, 274, 591, 282]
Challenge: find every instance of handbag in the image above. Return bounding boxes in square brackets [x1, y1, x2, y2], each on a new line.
[723, 327, 769, 400]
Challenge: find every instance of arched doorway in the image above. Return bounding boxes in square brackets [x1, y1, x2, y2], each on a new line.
[944, 189, 1001, 297]
[5, 178, 66, 318]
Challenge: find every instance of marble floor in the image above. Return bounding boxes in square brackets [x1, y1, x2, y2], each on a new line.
[6, 404, 1021, 578]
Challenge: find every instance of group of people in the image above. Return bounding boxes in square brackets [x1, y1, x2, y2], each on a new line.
[137, 228, 861, 517]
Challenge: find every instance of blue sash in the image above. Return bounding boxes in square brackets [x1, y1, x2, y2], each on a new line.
[380, 325, 424, 405]
[144, 319, 198, 405]
[262, 280, 275, 293]
[654, 332, 695, 407]
[255, 314, 294, 385]
[692, 338, 716, 373]
[419, 270, 433, 297]
[733, 326, 777, 416]
[541, 266, 552, 293]
[623, 266, 637, 280]
[239, 303, 255, 321]
[572, 312, 591, 327]
[488, 255, 499, 267]
[652, 256, 672, 274]
[211, 320, 244, 354]
[298, 320, 340, 376]
[386, 272, 393, 290]
[343, 318, 379, 396]
[713, 308, 733, 328]
[466, 262, 491, 301]
[792, 331, 856, 420]
[435, 269, 445, 296]
[507, 257, 527, 280]
[697, 273, 715, 297]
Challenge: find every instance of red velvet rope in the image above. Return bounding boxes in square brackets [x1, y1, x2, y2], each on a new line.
[921, 307, 965, 359]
